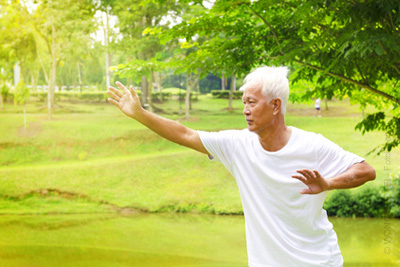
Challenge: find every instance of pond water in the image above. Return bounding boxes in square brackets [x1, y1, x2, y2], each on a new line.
[0, 214, 398, 267]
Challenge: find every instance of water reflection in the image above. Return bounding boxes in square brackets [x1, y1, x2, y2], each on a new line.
[331, 217, 400, 267]
[0, 214, 398, 266]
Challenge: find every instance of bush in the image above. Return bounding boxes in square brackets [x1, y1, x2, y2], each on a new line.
[353, 187, 387, 217]
[211, 90, 243, 99]
[28, 91, 108, 103]
[22, 88, 201, 103]
[382, 171, 400, 218]
[14, 80, 30, 105]
[1, 84, 10, 102]
[324, 172, 400, 218]
[152, 91, 171, 102]
[324, 190, 356, 217]
[30, 92, 47, 102]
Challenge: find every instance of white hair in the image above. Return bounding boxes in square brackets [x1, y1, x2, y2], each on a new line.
[240, 66, 290, 115]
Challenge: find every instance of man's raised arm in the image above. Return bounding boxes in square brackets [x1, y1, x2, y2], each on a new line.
[107, 81, 208, 155]
[291, 161, 376, 194]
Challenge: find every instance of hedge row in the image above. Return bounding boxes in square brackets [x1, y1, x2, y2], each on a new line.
[324, 172, 400, 218]
[3, 90, 198, 103]
[211, 90, 243, 99]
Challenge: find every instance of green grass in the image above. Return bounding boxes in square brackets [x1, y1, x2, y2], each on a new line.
[0, 96, 399, 215]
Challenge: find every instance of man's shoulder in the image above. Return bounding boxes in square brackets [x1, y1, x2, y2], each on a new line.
[291, 127, 336, 148]
[291, 126, 318, 138]
[290, 126, 327, 145]
[198, 128, 254, 145]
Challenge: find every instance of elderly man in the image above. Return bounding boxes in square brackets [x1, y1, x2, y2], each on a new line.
[107, 66, 375, 267]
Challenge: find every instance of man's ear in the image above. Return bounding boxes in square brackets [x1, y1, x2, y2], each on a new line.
[272, 98, 282, 115]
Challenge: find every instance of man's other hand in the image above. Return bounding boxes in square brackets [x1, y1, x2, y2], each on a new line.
[291, 169, 330, 194]
[107, 81, 142, 119]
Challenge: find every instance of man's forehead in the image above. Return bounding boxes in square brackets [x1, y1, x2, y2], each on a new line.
[242, 85, 263, 98]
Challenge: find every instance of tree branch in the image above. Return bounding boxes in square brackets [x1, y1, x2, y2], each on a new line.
[243, 3, 284, 55]
[295, 60, 399, 102]
[355, 62, 368, 85]
[34, 36, 49, 84]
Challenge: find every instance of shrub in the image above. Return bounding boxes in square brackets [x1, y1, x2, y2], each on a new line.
[353, 186, 388, 217]
[30, 92, 47, 102]
[211, 90, 242, 99]
[152, 91, 171, 102]
[324, 172, 400, 218]
[382, 171, 400, 218]
[324, 190, 356, 217]
[1, 84, 10, 102]
[14, 80, 30, 105]
[29, 91, 109, 103]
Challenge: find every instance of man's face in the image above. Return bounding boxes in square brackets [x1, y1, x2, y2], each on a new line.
[242, 85, 276, 135]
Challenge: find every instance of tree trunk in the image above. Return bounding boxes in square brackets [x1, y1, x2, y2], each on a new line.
[141, 75, 148, 108]
[185, 71, 200, 120]
[148, 72, 154, 113]
[30, 69, 39, 92]
[229, 73, 236, 111]
[48, 23, 57, 120]
[77, 62, 83, 93]
[154, 71, 163, 103]
[36, 39, 49, 85]
[324, 98, 329, 111]
[221, 72, 225, 90]
[104, 8, 111, 90]
[185, 74, 191, 120]
[0, 91, 3, 109]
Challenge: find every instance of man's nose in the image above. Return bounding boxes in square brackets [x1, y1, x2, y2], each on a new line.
[243, 106, 250, 115]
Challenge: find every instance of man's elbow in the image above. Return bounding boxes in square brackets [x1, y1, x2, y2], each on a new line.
[369, 166, 376, 181]
[363, 161, 376, 182]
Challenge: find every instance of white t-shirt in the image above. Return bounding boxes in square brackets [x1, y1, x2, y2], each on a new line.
[315, 98, 321, 108]
[198, 127, 364, 267]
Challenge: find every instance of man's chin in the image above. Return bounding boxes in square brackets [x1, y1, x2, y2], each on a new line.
[247, 125, 256, 132]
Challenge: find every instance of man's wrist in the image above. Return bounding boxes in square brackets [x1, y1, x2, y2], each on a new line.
[325, 178, 334, 191]
[130, 106, 146, 120]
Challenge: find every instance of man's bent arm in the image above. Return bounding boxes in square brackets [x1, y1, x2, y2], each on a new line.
[326, 161, 376, 190]
[292, 161, 376, 194]
[107, 81, 208, 155]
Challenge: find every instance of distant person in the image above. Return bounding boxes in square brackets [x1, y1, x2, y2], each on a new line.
[107, 66, 375, 267]
[314, 98, 322, 117]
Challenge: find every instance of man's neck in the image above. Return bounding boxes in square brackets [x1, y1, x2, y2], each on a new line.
[258, 122, 292, 152]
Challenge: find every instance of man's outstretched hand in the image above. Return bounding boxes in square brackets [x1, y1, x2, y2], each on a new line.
[107, 82, 142, 118]
[292, 169, 331, 194]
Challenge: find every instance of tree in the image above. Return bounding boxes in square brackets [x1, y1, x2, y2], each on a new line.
[0, 1, 38, 87]
[14, 80, 30, 129]
[28, 0, 96, 119]
[107, 0, 182, 107]
[113, 58, 167, 113]
[160, 0, 400, 153]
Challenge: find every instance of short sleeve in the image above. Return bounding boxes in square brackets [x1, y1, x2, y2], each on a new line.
[197, 130, 239, 168]
[316, 134, 365, 179]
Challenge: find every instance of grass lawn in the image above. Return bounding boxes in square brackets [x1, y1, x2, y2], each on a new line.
[0, 95, 398, 214]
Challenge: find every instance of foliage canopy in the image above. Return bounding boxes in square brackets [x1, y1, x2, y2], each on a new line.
[154, 0, 400, 153]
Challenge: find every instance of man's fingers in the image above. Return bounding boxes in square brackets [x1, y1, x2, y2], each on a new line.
[108, 98, 120, 107]
[129, 85, 138, 98]
[107, 90, 120, 101]
[312, 170, 322, 179]
[297, 169, 316, 180]
[108, 86, 123, 98]
[300, 188, 312, 194]
[291, 174, 307, 184]
[116, 81, 129, 94]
